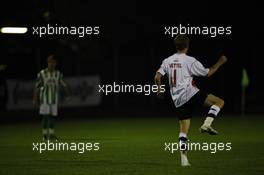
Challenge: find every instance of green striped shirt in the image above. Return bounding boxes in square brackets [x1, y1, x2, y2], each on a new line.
[35, 68, 66, 105]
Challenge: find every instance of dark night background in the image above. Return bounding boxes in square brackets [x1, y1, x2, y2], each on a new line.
[0, 1, 260, 118]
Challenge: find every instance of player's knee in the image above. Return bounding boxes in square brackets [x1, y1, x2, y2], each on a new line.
[217, 98, 225, 108]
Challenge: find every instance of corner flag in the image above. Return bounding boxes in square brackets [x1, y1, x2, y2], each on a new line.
[241, 68, 249, 116]
[241, 68, 249, 88]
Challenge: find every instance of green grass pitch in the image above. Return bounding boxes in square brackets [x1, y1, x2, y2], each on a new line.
[0, 115, 264, 175]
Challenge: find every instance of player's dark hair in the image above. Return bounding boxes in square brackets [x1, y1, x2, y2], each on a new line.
[47, 54, 57, 61]
[174, 35, 189, 51]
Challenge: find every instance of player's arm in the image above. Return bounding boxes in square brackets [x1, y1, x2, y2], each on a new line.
[154, 72, 164, 97]
[207, 55, 227, 77]
[33, 73, 42, 105]
[59, 73, 71, 99]
[155, 59, 167, 97]
[32, 88, 39, 105]
[154, 72, 162, 89]
[61, 82, 70, 98]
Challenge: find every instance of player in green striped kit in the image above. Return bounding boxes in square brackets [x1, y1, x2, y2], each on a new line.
[33, 55, 69, 140]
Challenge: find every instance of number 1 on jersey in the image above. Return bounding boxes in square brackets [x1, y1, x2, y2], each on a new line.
[171, 69, 176, 87]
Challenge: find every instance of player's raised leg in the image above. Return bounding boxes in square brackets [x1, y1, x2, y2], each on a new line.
[200, 94, 225, 135]
[179, 119, 191, 166]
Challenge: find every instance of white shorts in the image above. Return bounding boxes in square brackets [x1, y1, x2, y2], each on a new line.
[39, 104, 58, 116]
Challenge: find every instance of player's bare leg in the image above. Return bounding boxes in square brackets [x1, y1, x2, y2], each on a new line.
[179, 119, 191, 166]
[200, 94, 225, 135]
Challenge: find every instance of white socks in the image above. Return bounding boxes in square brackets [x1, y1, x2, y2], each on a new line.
[203, 117, 214, 127]
[48, 128, 54, 135]
[42, 129, 48, 135]
[208, 105, 220, 116]
[179, 132, 187, 138]
[178, 132, 190, 166]
[203, 105, 221, 127]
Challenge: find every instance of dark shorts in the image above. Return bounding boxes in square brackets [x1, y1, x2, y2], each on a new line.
[175, 90, 208, 120]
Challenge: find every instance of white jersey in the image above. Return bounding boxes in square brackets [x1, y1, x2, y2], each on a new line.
[35, 68, 66, 105]
[158, 53, 209, 107]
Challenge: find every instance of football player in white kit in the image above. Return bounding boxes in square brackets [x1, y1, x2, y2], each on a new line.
[154, 35, 227, 166]
[33, 55, 70, 141]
